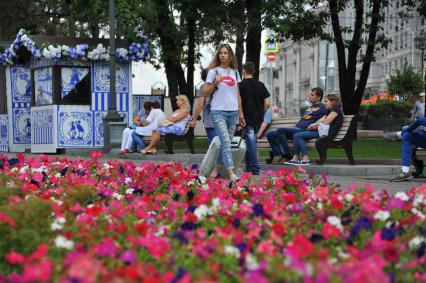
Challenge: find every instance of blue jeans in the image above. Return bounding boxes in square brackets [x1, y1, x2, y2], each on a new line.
[210, 110, 239, 170]
[293, 130, 319, 156]
[266, 127, 305, 156]
[131, 131, 146, 150]
[205, 127, 217, 146]
[244, 124, 260, 173]
[401, 131, 426, 167]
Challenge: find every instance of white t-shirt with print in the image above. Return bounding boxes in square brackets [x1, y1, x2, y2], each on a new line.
[206, 67, 241, 111]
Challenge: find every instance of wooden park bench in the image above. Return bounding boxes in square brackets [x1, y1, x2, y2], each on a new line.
[256, 115, 358, 165]
[142, 117, 195, 154]
[412, 148, 426, 177]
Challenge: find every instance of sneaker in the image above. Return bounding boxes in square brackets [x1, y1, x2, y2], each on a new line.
[229, 174, 240, 188]
[390, 171, 413, 182]
[284, 160, 299, 165]
[299, 160, 311, 166]
[229, 174, 239, 182]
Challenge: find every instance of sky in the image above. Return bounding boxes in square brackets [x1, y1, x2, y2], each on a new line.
[131, 30, 270, 95]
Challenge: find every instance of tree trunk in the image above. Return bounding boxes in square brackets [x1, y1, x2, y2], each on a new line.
[156, 0, 180, 110]
[164, 60, 179, 110]
[186, 8, 196, 113]
[155, 0, 189, 111]
[329, 0, 382, 115]
[235, 0, 246, 74]
[245, 0, 262, 80]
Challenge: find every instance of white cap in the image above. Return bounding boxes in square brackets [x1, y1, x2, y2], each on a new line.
[420, 92, 425, 97]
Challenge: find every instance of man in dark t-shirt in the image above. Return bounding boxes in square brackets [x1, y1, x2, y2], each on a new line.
[266, 87, 326, 164]
[239, 62, 270, 174]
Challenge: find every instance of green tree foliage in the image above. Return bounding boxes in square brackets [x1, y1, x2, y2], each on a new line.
[263, 0, 417, 115]
[387, 64, 424, 102]
[0, 0, 71, 40]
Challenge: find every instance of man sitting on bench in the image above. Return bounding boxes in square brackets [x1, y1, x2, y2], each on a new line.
[265, 87, 327, 164]
[390, 117, 426, 182]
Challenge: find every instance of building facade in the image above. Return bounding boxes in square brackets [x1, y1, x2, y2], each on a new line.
[263, 1, 425, 117]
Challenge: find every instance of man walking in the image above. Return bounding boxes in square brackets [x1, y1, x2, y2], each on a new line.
[266, 87, 327, 164]
[411, 92, 425, 121]
[239, 61, 270, 175]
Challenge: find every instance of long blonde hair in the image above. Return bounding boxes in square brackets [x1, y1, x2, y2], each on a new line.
[176, 95, 191, 111]
[207, 44, 238, 70]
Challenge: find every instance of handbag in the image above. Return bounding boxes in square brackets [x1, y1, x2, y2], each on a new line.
[318, 122, 330, 137]
[158, 119, 174, 127]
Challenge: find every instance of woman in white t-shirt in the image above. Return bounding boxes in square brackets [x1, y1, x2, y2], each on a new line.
[204, 44, 245, 182]
[131, 101, 166, 151]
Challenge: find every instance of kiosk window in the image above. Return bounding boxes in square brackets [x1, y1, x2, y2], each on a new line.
[60, 67, 91, 105]
[34, 67, 53, 106]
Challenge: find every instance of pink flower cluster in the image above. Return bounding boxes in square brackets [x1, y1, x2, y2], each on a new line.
[0, 152, 425, 282]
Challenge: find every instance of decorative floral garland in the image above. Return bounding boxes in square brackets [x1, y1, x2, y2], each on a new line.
[0, 29, 153, 65]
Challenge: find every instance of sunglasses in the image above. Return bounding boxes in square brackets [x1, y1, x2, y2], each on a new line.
[218, 43, 231, 49]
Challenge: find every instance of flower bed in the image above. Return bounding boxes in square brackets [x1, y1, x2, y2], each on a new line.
[0, 152, 425, 282]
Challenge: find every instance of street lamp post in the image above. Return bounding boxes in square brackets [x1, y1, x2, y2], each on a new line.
[103, 0, 126, 153]
[415, 30, 426, 93]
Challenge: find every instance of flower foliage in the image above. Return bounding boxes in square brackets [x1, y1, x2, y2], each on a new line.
[0, 153, 425, 282]
[0, 29, 153, 65]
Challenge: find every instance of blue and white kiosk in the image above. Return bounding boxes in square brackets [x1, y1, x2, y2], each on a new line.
[0, 29, 152, 153]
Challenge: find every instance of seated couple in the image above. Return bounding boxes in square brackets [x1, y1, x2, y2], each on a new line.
[266, 87, 343, 166]
[120, 95, 191, 155]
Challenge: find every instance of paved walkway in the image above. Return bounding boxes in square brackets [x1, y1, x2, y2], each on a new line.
[1, 151, 424, 193]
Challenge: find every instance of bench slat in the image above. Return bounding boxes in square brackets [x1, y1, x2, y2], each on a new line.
[256, 115, 355, 150]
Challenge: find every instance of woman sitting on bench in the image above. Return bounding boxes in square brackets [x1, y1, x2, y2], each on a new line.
[141, 95, 191, 154]
[131, 101, 166, 152]
[286, 94, 343, 166]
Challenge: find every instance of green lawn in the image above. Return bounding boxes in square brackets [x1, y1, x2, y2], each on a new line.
[162, 137, 401, 160]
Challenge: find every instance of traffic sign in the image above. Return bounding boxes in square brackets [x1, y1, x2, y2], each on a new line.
[265, 37, 278, 53]
[266, 53, 276, 62]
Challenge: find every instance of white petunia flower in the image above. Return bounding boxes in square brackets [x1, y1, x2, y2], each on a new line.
[194, 205, 211, 220]
[125, 188, 134, 195]
[224, 245, 240, 258]
[245, 253, 259, 270]
[374, 210, 390, 222]
[345, 194, 354, 202]
[51, 222, 63, 231]
[327, 216, 343, 232]
[395, 192, 409, 201]
[408, 236, 425, 250]
[413, 195, 425, 207]
[112, 192, 123, 200]
[19, 166, 29, 174]
[411, 208, 425, 220]
[55, 236, 74, 250]
[124, 177, 132, 184]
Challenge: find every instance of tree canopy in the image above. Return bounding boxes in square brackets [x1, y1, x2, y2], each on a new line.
[387, 64, 424, 102]
[264, 0, 418, 115]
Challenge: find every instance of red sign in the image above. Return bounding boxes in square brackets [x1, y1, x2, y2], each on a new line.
[266, 53, 276, 62]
